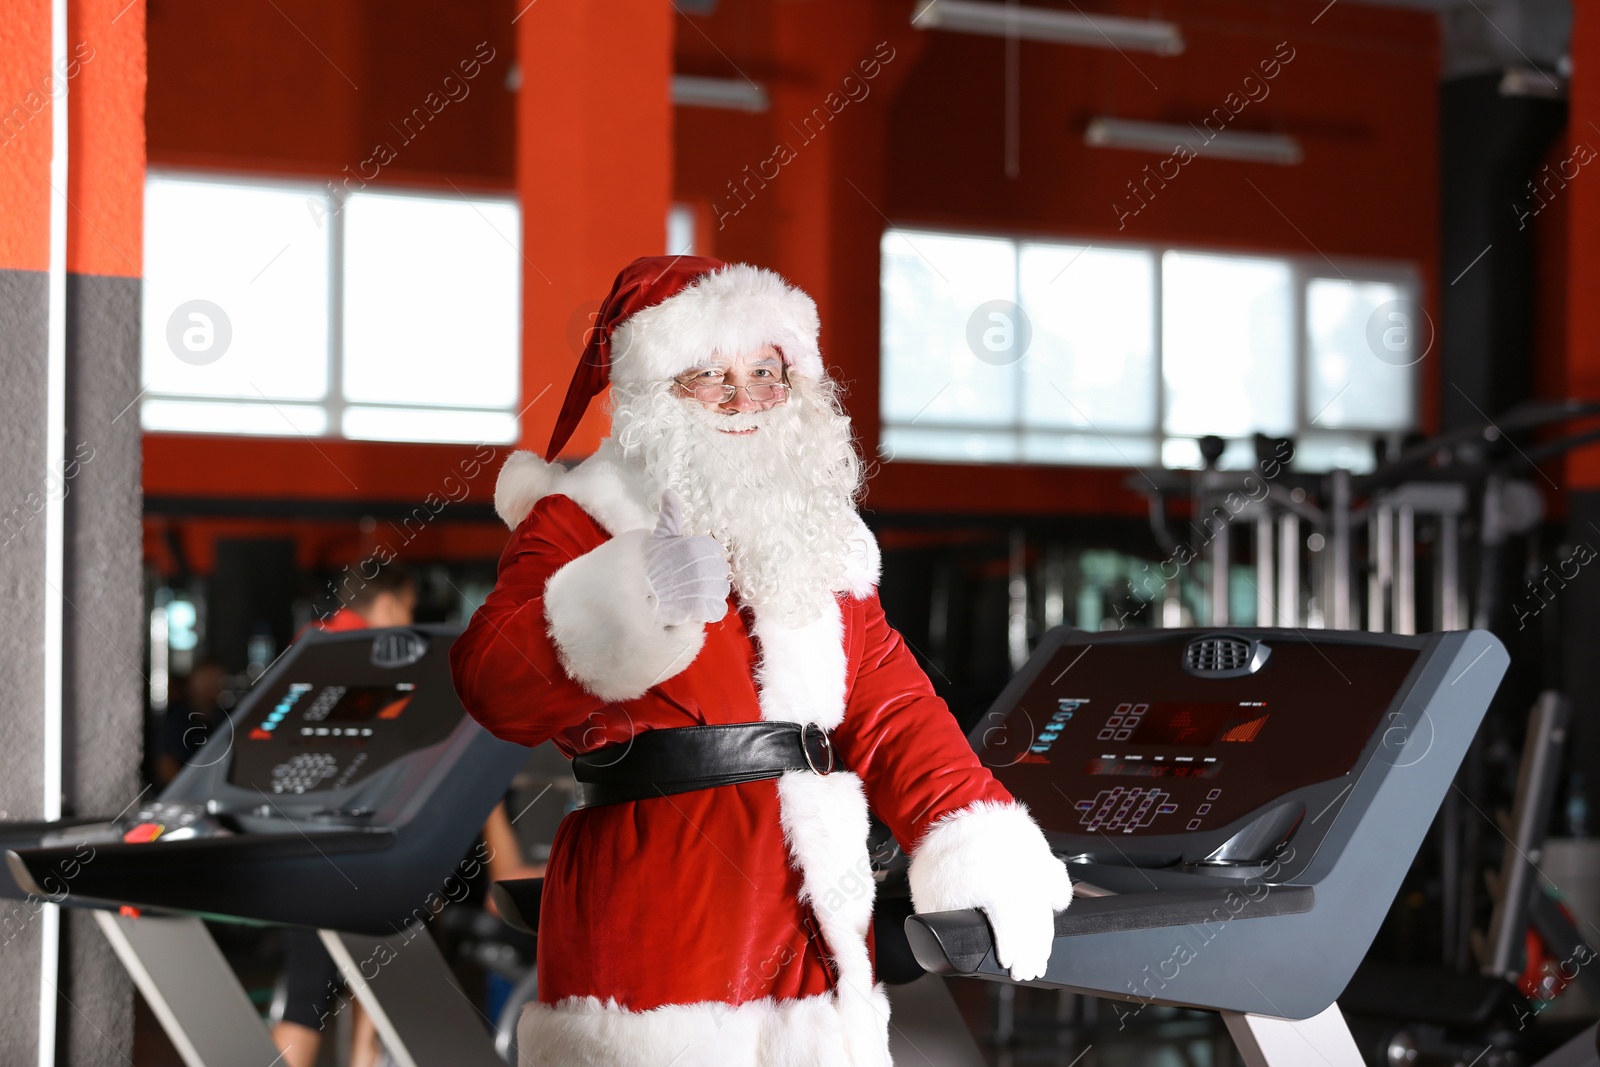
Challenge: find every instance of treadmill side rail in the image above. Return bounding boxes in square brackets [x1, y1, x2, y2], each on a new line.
[93, 911, 282, 1067]
[322, 925, 507, 1067]
[1223, 1004, 1365, 1067]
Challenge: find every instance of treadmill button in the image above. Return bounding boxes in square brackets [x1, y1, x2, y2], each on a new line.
[1207, 789, 1222, 800]
[1188, 819, 1203, 830]
[1197, 804, 1212, 815]
[1158, 804, 1177, 814]
[1097, 729, 1115, 740]
[1114, 729, 1132, 740]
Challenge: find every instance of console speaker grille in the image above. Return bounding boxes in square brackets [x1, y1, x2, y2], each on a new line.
[1183, 634, 1268, 678]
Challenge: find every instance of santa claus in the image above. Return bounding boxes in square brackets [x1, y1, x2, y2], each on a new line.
[450, 255, 1072, 1066]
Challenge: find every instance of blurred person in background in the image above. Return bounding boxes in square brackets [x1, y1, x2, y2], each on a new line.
[315, 559, 419, 633]
[152, 660, 226, 786]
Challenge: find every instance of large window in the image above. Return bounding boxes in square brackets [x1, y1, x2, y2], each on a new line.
[142, 171, 522, 444]
[880, 229, 1422, 472]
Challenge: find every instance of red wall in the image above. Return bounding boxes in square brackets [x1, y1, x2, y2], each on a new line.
[1567, 1, 1600, 490]
[145, 0, 515, 187]
[671, 0, 1440, 517]
[140, 0, 1445, 571]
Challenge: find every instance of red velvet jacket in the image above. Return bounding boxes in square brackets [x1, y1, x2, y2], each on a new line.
[450, 489, 1013, 1014]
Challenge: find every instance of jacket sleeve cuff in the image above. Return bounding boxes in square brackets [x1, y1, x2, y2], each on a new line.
[907, 799, 1074, 915]
[542, 529, 709, 702]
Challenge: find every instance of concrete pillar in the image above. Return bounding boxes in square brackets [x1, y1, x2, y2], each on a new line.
[0, 0, 146, 1063]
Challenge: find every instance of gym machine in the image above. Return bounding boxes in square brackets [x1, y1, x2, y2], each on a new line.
[2, 624, 527, 1067]
[904, 624, 1511, 1066]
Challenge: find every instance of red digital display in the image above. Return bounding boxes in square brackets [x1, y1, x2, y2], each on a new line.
[323, 685, 415, 722]
[1086, 758, 1222, 779]
[1126, 703, 1270, 746]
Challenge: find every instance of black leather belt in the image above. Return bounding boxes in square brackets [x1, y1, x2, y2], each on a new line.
[571, 721, 841, 809]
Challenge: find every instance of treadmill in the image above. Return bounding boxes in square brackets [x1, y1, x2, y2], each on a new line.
[2, 624, 528, 1067]
[904, 626, 1512, 1066]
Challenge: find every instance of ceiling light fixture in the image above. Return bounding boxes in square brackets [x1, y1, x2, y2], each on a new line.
[911, 0, 1184, 56]
[672, 75, 769, 113]
[1086, 117, 1303, 165]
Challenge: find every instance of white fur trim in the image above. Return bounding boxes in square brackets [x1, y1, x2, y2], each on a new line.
[749, 607, 888, 1065]
[493, 442, 657, 534]
[557, 439, 658, 534]
[543, 530, 708, 701]
[517, 989, 891, 1067]
[495, 450, 561, 528]
[610, 263, 823, 385]
[750, 608, 848, 731]
[908, 800, 1074, 983]
[774, 772, 888, 1064]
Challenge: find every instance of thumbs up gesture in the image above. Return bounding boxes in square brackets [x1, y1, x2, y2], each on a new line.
[641, 490, 732, 627]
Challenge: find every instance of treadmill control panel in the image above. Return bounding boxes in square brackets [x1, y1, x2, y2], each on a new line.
[118, 801, 223, 842]
[974, 630, 1423, 862]
[226, 679, 453, 794]
[139, 626, 494, 828]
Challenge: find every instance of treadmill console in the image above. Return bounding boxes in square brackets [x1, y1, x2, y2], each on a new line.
[974, 628, 1427, 877]
[163, 625, 490, 830]
[3, 623, 531, 934]
[906, 624, 1508, 1021]
[227, 680, 452, 796]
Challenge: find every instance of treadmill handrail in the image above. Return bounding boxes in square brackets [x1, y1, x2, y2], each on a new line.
[906, 885, 1316, 976]
[0, 816, 114, 851]
[490, 876, 544, 935]
[6, 829, 397, 901]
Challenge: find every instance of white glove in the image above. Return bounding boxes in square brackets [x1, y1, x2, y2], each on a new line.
[985, 853, 1073, 982]
[642, 490, 731, 627]
[910, 802, 1075, 984]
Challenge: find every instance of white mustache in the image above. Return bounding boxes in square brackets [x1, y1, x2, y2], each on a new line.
[686, 403, 770, 433]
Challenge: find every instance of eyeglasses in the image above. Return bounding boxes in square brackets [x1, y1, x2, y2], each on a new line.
[672, 372, 790, 405]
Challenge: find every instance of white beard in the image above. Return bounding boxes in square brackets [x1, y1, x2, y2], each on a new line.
[609, 375, 865, 627]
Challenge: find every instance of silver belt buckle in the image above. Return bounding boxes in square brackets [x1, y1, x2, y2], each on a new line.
[801, 722, 835, 776]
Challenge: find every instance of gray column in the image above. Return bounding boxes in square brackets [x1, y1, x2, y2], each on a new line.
[0, 266, 145, 1064]
[0, 266, 51, 1066]
[61, 273, 145, 1066]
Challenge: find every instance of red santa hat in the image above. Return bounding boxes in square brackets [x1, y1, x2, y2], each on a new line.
[547, 255, 824, 457]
